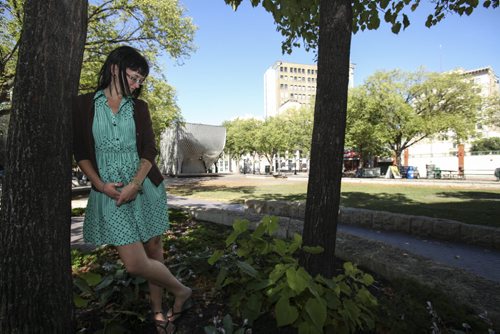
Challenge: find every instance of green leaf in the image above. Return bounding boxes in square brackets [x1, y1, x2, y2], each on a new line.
[79, 271, 102, 287]
[233, 219, 250, 233]
[222, 314, 234, 333]
[208, 250, 223, 265]
[95, 274, 114, 291]
[241, 293, 263, 322]
[73, 276, 91, 293]
[298, 321, 321, 334]
[226, 219, 249, 246]
[391, 21, 402, 33]
[99, 287, 114, 305]
[252, 220, 267, 238]
[269, 263, 288, 283]
[402, 13, 410, 29]
[273, 238, 288, 255]
[275, 296, 299, 327]
[215, 267, 228, 288]
[362, 273, 374, 285]
[343, 262, 354, 275]
[343, 299, 361, 321]
[237, 260, 258, 278]
[286, 267, 309, 294]
[305, 297, 327, 330]
[73, 293, 89, 308]
[203, 326, 217, 334]
[261, 216, 279, 235]
[247, 279, 271, 292]
[379, 0, 390, 9]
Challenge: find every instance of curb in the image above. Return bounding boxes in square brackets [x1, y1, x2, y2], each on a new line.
[244, 199, 500, 250]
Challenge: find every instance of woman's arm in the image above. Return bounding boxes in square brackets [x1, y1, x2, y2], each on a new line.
[78, 159, 121, 200]
[116, 158, 152, 206]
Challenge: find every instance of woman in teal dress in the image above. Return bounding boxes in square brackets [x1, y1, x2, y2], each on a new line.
[73, 46, 191, 334]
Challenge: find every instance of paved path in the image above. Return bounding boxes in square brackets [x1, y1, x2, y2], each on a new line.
[72, 193, 500, 283]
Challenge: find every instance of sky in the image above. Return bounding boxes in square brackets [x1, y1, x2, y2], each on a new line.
[161, 1, 500, 126]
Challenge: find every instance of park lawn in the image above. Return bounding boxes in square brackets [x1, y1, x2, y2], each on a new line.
[168, 179, 500, 228]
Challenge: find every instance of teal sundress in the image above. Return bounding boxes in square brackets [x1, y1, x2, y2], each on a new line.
[83, 90, 169, 246]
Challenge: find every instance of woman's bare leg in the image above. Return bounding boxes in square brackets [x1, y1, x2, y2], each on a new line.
[116, 241, 192, 317]
[144, 236, 167, 321]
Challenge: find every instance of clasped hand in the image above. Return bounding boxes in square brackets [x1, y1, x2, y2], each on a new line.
[102, 182, 139, 206]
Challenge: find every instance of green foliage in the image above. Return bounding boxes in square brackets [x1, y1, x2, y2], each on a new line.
[223, 106, 313, 164]
[346, 87, 391, 164]
[72, 207, 86, 217]
[0, 0, 196, 129]
[347, 69, 483, 164]
[223, 117, 263, 157]
[224, 0, 497, 54]
[141, 77, 183, 147]
[470, 137, 500, 152]
[72, 247, 151, 332]
[208, 216, 378, 333]
[78, 0, 197, 93]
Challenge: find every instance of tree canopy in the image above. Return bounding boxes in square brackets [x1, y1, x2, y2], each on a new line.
[223, 106, 313, 166]
[470, 137, 500, 152]
[347, 69, 486, 164]
[0, 0, 195, 143]
[224, 0, 498, 54]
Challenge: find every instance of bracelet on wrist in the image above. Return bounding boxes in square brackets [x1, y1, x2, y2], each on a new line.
[130, 178, 143, 193]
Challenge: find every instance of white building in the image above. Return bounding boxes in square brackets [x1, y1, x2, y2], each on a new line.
[407, 67, 500, 179]
[264, 61, 355, 118]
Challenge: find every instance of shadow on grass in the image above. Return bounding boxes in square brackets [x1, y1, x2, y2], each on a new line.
[238, 193, 307, 202]
[341, 192, 499, 227]
[436, 191, 500, 200]
[170, 183, 257, 197]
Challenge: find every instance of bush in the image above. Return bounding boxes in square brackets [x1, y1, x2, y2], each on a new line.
[207, 216, 378, 334]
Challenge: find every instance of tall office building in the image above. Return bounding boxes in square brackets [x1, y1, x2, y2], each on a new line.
[264, 61, 355, 118]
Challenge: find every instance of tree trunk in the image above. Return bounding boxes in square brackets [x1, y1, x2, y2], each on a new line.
[300, 0, 353, 277]
[0, 1, 87, 333]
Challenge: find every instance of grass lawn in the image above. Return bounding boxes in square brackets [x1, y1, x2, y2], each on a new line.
[167, 176, 500, 228]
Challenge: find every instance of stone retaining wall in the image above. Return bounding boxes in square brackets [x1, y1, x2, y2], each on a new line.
[244, 199, 500, 250]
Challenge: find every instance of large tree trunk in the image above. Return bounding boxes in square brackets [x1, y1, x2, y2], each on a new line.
[300, 0, 353, 277]
[0, 0, 87, 332]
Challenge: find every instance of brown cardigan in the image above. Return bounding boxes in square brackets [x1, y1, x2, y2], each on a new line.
[72, 92, 164, 188]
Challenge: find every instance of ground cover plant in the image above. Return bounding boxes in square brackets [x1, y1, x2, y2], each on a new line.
[72, 208, 494, 333]
[166, 176, 500, 227]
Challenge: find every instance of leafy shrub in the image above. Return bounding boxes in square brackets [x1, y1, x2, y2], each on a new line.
[72, 207, 86, 216]
[72, 247, 151, 333]
[207, 216, 378, 334]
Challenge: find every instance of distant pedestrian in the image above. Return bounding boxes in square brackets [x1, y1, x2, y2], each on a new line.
[495, 167, 500, 181]
[72, 45, 191, 333]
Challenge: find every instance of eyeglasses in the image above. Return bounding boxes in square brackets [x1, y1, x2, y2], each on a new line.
[126, 72, 145, 86]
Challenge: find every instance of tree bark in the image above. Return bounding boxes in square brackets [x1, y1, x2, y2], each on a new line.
[300, 0, 353, 277]
[0, 0, 87, 332]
